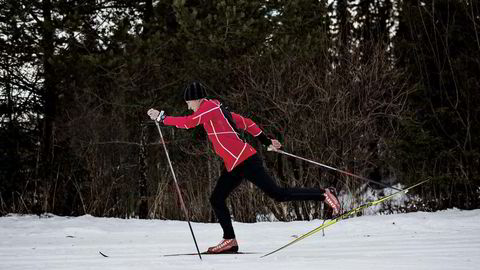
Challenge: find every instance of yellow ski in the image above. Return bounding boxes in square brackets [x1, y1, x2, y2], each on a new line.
[261, 179, 429, 258]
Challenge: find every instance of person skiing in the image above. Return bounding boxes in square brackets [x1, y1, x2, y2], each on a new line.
[147, 81, 340, 254]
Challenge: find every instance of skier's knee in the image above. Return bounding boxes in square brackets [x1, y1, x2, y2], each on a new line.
[269, 191, 287, 202]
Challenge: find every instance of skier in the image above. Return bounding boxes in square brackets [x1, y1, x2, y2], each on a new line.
[147, 81, 340, 254]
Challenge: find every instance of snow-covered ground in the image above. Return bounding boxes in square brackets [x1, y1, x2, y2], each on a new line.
[1, 209, 479, 270]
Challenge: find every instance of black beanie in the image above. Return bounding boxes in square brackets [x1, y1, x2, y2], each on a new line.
[184, 81, 207, 101]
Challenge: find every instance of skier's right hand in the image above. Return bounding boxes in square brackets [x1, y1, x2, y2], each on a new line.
[267, 139, 282, 151]
[147, 108, 166, 123]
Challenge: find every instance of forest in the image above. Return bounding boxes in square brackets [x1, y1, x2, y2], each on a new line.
[1, 0, 479, 222]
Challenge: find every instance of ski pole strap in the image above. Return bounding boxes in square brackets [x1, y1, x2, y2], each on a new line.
[272, 149, 402, 191]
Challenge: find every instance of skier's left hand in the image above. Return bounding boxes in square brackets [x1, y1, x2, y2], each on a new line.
[268, 139, 282, 151]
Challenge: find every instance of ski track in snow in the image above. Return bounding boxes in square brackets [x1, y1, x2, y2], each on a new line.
[1, 209, 479, 270]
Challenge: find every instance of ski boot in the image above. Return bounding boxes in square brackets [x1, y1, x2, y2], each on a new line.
[324, 187, 341, 215]
[207, 238, 239, 254]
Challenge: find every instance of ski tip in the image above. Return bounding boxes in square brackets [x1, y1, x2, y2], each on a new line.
[99, 251, 109, 257]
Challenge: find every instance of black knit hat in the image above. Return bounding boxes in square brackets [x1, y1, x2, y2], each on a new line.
[184, 81, 207, 101]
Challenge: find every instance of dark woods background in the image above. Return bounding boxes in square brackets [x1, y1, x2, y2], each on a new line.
[1, 0, 479, 221]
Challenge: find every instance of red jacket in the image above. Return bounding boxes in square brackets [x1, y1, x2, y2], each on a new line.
[163, 99, 263, 171]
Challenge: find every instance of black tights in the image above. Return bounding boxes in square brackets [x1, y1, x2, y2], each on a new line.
[209, 154, 325, 239]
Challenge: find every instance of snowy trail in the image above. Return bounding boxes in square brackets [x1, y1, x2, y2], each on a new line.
[1, 209, 479, 270]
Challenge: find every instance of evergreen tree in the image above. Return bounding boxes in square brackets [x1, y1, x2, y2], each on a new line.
[0, 0, 44, 213]
[394, 0, 480, 209]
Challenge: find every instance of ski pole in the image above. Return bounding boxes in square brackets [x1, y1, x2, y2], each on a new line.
[154, 121, 203, 260]
[268, 147, 402, 191]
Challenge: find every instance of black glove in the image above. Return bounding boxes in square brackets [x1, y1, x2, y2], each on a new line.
[257, 132, 272, 147]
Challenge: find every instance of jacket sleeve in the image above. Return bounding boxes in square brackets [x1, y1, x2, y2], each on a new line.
[163, 102, 215, 129]
[231, 113, 262, 135]
[231, 113, 272, 146]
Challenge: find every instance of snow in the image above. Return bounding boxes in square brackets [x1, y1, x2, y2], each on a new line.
[1, 209, 480, 270]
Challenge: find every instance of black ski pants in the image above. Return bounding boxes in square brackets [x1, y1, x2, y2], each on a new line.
[209, 154, 326, 239]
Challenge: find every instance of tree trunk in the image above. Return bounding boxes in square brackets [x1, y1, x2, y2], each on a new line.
[38, 0, 56, 214]
[138, 125, 149, 218]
